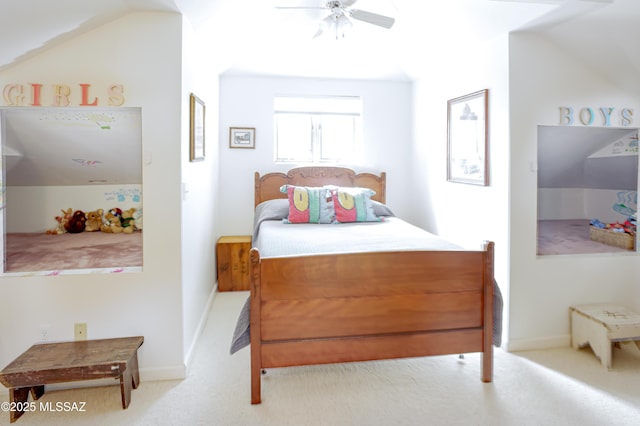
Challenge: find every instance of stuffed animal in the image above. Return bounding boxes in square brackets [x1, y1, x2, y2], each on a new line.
[46, 208, 73, 235]
[100, 208, 124, 233]
[64, 210, 87, 233]
[84, 209, 104, 232]
[120, 208, 137, 234]
[133, 208, 143, 231]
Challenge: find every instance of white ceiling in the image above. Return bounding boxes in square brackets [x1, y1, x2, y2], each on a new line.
[1, 0, 639, 84]
[1, 0, 639, 187]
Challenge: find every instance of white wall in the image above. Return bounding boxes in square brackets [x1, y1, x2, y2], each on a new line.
[0, 12, 189, 380]
[412, 35, 512, 341]
[217, 76, 414, 236]
[179, 16, 220, 366]
[584, 189, 637, 223]
[537, 188, 586, 220]
[538, 188, 636, 223]
[509, 33, 640, 350]
[5, 184, 141, 232]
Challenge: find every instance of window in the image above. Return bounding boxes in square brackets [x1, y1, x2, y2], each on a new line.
[274, 96, 363, 163]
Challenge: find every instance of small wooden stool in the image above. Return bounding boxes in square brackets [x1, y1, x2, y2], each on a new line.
[570, 304, 640, 369]
[0, 336, 143, 423]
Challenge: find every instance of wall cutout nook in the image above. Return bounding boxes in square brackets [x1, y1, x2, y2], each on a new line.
[537, 125, 638, 256]
[0, 107, 143, 276]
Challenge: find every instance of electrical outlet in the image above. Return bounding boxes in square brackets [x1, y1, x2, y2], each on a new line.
[39, 324, 51, 342]
[74, 323, 87, 341]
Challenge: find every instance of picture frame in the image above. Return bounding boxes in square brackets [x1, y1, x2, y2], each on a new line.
[229, 127, 256, 149]
[190, 93, 205, 161]
[447, 89, 489, 186]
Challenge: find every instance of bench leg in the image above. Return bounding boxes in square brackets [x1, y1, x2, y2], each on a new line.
[571, 310, 612, 369]
[6, 384, 45, 422]
[590, 330, 612, 369]
[130, 352, 140, 390]
[119, 352, 140, 409]
[120, 368, 133, 409]
[31, 385, 45, 401]
[8, 387, 30, 423]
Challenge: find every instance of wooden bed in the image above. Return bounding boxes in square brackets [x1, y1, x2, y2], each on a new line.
[249, 166, 494, 404]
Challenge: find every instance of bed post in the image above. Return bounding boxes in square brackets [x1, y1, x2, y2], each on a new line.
[379, 172, 387, 205]
[254, 172, 261, 208]
[482, 241, 495, 382]
[250, 248, 262, 404]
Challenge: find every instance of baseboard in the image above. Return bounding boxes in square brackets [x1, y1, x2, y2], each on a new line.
[506, 334, 570, 352]
[139, 364, 187, 382]
[45, 364, 187, 392]
[184, 285, 218, 373]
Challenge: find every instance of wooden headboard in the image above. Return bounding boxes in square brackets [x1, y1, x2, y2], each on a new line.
[254, 167, 386, 207]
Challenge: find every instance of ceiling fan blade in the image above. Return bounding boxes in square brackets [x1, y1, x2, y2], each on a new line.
[349, 9, 395, 28]
[342, 0, 359, 6]
[275, 6, 326, 9]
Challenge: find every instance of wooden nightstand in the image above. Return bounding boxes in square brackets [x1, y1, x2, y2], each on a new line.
[216, 235, 252, 291]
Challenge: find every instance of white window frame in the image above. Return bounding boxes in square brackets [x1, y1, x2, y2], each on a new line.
[274, 96, 363, 164]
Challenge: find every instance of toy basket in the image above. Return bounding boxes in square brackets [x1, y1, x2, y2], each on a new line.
[589, 226, 636, 250]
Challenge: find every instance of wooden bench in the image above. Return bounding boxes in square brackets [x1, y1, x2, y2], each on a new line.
[0, 336, 143, 423]
[570, 304, 640, 369]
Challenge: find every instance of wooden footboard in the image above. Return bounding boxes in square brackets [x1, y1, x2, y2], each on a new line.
[249, 242, 495, 404]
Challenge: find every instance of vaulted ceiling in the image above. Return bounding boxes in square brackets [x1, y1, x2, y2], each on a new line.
[1, 0, 639, 187]
[1, 0, 639, 87]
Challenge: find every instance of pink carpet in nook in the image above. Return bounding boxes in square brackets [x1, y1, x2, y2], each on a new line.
[5, 231, 142, 272]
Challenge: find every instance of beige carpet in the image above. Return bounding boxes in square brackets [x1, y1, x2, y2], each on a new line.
[1, 292, 639, 425]
[5, 232, 143, 272]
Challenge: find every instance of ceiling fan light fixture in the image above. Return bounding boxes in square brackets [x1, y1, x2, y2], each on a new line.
[314, 11, 352, 39]
[283, 0, 394, 40]
[335, 14, 353, 39]
[314, 14, 334, 38]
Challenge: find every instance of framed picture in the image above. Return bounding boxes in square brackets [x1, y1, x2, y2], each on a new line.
[229, 127, 255, 149]
[447, 89, 489, 185]
[190, 93, 205, 161]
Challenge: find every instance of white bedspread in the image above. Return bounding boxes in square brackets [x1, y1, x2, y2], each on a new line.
[255, 217, 461, 258]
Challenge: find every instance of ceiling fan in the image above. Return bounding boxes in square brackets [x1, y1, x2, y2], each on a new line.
[276, 1, 396, 39]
